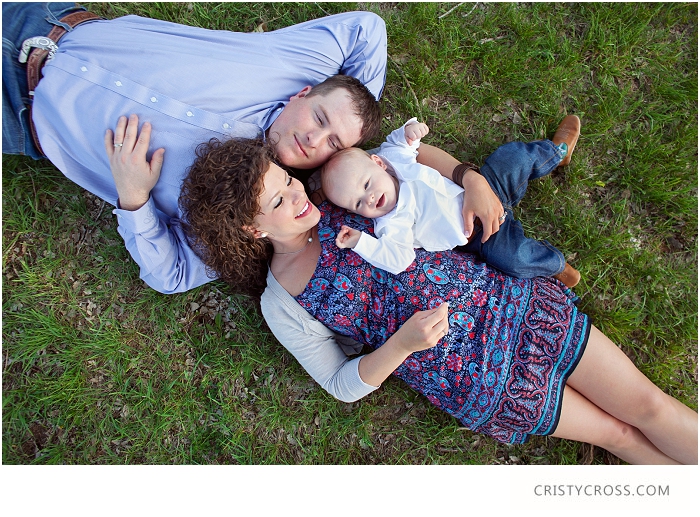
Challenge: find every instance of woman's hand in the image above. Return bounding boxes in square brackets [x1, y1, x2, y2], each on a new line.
[104, 114, 165, 211]
[393, 302, 450, 354]
[357, 302, 450, 387]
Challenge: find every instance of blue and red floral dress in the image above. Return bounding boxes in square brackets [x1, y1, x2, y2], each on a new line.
[296, 202, 589, 444]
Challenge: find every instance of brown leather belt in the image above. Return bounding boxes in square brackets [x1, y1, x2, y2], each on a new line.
[24, 10, 102, 155]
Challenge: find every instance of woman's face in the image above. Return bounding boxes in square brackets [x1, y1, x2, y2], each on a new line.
[253, 162, 320, 241]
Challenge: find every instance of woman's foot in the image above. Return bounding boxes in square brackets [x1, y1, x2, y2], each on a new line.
[553, 115, 581, 166]
[553, 262, 581, 288]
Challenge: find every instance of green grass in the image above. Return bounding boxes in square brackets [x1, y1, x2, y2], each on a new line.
[2, 2, 697, 465]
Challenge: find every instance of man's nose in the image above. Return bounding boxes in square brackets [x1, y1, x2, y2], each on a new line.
[306, 129, 325, 148]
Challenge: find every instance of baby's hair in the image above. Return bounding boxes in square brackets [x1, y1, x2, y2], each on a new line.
[320, 147, 371, 193]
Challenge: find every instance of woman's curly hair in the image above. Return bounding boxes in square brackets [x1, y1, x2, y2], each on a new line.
[179, 137, 276, 298]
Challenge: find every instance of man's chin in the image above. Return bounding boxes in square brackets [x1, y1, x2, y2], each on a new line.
[276, 144, 327, 169]
[275, 150, 299, 169]
[287, 157, 324, 170]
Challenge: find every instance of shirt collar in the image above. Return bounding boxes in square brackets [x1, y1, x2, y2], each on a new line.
[260, 102, 287, 139]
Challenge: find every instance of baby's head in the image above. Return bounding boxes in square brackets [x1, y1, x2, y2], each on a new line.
[321, 147, 399, 219]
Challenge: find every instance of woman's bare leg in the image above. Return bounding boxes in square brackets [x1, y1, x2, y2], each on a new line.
[553, 386, 680, 464]
[565, 325, 697, 464]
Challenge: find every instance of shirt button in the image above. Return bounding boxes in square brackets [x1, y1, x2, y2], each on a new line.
[150, 96, 158, 103]
[80, 66, 88, 72]
[115, 81, 122, 87]
[186, 111, 194, 117]
[223, 123, 230, 129]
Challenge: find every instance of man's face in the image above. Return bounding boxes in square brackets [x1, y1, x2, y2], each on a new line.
[325, 153, 399, 219]
[267, 86, 363, 169]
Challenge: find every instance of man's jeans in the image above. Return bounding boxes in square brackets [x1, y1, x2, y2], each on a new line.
[2, 2, 85, 159]
[457, 140, 566, 278]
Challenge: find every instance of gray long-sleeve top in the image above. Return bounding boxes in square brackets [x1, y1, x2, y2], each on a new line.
[260, 270, 379, 403]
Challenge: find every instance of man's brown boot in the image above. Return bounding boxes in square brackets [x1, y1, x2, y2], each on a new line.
[553, 262, 581, 288]
[552, 115, 580, 166]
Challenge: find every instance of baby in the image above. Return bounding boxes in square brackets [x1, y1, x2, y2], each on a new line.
[320, 117, 581, 287]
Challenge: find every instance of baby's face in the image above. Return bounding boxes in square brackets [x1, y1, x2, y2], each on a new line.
[325, 153, 399, 219]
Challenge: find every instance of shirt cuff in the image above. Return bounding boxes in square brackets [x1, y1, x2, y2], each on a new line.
[113, 196, 159, 234]
[348, 356, 381, 391]
[353, 231, 379, 257]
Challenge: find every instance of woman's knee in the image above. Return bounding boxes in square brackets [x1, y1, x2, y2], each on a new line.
[628, 386, 673, 427]
[596, 417, 640, 452]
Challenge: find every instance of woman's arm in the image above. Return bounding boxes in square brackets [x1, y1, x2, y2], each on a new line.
[357, 303, 449, 386]
[416, 143, 504, 243]
[262, 271, 377, 402]
[262, 270, 449, 400]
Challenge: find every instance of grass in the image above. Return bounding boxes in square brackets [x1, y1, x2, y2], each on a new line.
[2, 2, 697, 465]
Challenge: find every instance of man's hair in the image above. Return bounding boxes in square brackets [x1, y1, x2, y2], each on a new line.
[307, 75, 381, 146]
[179, 138, 275, 298]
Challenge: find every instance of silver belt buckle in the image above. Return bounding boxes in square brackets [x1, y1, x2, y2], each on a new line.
[18, 36, 59, 64]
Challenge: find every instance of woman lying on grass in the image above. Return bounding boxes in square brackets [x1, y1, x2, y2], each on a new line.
[174, 135, 697, 465]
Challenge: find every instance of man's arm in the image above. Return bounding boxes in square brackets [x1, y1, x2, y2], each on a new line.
[416, 143, 504, 243]
[263, 11, 387, 100]
[114, 201, 212, 293]
[106, 114, 211, 293]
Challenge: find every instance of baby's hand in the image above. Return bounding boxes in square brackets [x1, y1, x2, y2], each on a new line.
[405, 121, 429, 146]
[336, 225, 361, 249]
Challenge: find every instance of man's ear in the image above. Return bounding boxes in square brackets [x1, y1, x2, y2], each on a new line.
[370, 154, 387, 170]
[291, 85, 313, 100]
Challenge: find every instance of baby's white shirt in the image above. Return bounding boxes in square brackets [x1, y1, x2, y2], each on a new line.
[353, 118, 467, 274]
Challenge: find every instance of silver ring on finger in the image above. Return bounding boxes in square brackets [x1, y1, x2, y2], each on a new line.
[114, 143, 124, 148]
[498, 213, 506, 223]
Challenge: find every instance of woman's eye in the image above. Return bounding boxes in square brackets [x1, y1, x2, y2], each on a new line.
[355, 200, 361, 209]
[274, 197, 283, 209]
[329, 139, 338, 150]
[364, 181, 369, 190]
[287, 175, 293, 186]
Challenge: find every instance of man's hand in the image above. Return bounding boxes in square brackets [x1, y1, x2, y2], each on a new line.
[104, 114, 165, 211]
[404, 121, 429, 146]
[460, 169, 503, 243]
[336, 225, 361, 249]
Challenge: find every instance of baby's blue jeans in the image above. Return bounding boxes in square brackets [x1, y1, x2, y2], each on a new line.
[457, 139, 566, 278]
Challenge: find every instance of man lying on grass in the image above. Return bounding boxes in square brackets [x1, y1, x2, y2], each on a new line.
[4, 2, 504, 293]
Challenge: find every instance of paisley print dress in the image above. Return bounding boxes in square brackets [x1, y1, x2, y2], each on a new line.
[296, 202, 589, 444]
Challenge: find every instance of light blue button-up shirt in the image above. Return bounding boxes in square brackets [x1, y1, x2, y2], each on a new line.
[32, 11, 387, 293]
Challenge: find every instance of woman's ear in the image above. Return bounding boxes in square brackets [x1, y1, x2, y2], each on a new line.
[243, 225, 268, 239]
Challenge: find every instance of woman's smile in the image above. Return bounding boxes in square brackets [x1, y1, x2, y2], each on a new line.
[296, 201, 312, 218]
